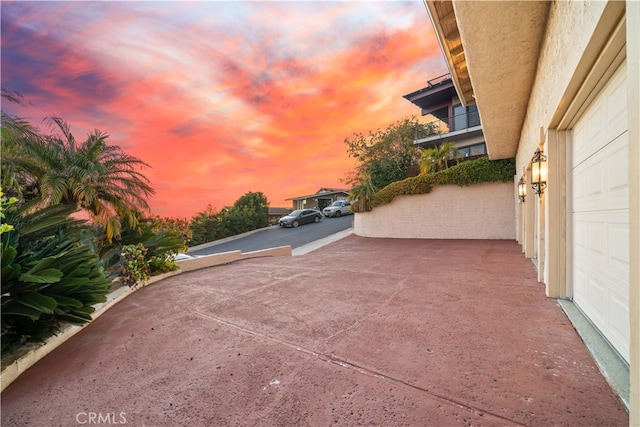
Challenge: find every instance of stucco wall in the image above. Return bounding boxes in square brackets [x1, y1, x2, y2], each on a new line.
[353, 182, 515, 240]
[510, 2, 638, 420]
[516, 0, 617, 171]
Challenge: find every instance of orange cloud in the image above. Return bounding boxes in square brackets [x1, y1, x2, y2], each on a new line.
[1, 1, 447, 219]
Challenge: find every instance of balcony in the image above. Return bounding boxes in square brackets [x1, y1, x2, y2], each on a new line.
[403, 73, 455, 111]
[414, 108, 483, 146]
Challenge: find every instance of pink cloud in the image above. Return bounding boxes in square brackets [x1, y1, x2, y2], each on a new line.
[1, 1, 447, 218]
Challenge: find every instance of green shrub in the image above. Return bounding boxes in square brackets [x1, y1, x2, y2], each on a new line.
[120, 243, 149, 288]
[96, 214, 187, 279]
[353, 156, 515, 212]
[1, 202, 110, 351]
[148, 254, 179, 274]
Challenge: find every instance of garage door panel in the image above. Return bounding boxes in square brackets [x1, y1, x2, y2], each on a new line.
[606, 70, 628, 135]
[573, 217, 587, 248]
[587, 222, 604, 255]
[608, 221, 629, 270]
[574, 267, 624, 307]
[573, 133, 628, 212]
[606, 133, 629, 195]
[573, 268, 589, 303]
[574, 264, 629, 341]
[587, 163, 604, 198]
[572, 62, 629, 363]
[573, 63, 627, 167]
[572, 108, 602, 167]
[588, 275, 606, 318]
[574, 211, 629, 282]
[609, 294, 631, 357]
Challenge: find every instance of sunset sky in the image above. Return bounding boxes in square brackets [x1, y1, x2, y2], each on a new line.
[1, 1, 447, 219]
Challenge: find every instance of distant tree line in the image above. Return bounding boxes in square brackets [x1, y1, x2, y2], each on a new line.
[188, 191, 269, 246]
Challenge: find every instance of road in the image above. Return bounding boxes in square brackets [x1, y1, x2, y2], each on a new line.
[188, 214, 353, 256]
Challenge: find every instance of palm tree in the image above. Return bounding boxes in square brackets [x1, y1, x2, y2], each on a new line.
[39, 117, 155, 241]
[349, 172, 377, 212]
[1, 109, 155, 241]
[1, 91, 46, 199]
[419, 142, 461, 174]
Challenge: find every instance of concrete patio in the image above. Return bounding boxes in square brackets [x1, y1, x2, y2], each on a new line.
[0, 236, 628, 426]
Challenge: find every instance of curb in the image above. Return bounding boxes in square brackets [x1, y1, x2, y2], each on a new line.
[187, 225, 279, 253]
[0, 270, 179, 393]
[292, 228, 353, 255]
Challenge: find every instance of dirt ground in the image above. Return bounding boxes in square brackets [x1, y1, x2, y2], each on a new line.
[1, 237, 629, 426]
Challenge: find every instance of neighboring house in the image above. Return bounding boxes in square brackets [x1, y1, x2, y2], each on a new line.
[268, 207, 292, 225]
[403, 73, 487, 158]
[423, 0, 639, 422]
[285, 188, 350, 211]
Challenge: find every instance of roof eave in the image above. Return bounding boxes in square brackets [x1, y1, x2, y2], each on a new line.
[424, 0, 551, 160]
[285, 190, 349, 201]
[424, 0, 475, 107]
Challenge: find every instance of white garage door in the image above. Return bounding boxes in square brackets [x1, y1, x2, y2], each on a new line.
[572, 62, 629, 363]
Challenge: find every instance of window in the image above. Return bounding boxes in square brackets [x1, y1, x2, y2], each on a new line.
[453, 104, 467, 131]
[452, 104, 480, 131]
[468, 105, 480, 127]
[458, 143, 487, 157]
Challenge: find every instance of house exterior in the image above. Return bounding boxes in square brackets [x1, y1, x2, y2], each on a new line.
[422, 0, 639, 422]
[403, 73, 487, 158]
[285, 188, 350, 211]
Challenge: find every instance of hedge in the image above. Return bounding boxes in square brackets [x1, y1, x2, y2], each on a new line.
[355, 156, 516, 212]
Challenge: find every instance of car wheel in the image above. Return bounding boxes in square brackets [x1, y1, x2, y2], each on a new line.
[335, 211, 341, 217]
[314, 216, 320, 223]
[293, 221, 299, 228]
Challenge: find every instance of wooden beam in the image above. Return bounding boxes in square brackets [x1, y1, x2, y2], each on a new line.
[450, 44, 464, 57]
[440, 10, 456, 26]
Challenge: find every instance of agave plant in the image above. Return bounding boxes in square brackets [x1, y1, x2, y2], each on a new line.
[1, 200, 110, 349]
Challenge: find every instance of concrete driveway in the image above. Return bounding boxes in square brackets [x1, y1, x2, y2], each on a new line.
[1, 236, 628, 426]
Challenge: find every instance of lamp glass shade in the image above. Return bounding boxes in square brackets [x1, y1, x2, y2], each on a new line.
[518, 178, 526, 198]
[530, 148, 548, 195]
[531, 159, 547, 184]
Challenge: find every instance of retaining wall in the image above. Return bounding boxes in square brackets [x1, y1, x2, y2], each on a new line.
[353, 182, 515, 240]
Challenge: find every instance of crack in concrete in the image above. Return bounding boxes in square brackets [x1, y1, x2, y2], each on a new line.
[195, 270, 311, 307]
[324, 277, 407, 342]
[192, 309, 527, 426]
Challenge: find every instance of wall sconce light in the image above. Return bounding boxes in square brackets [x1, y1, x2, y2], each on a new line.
[517, 176, 526, 202]
[530, 148, 547, 195]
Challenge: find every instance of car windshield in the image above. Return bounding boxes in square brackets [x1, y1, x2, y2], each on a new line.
[289, 210, 304, 215]
[331, 201, 343, 206]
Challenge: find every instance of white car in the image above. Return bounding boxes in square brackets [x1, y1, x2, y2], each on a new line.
[322, 200, 352, 217]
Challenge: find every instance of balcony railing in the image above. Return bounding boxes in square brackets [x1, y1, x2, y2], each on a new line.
[426, 73, 452, 87]
[414, 108, 481, 140]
